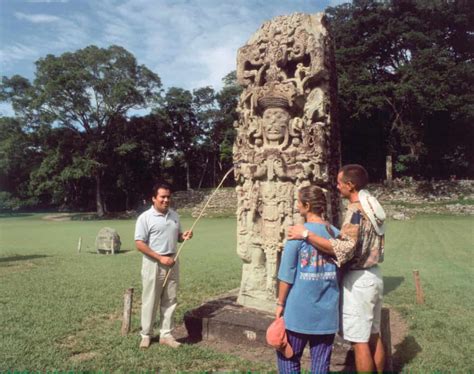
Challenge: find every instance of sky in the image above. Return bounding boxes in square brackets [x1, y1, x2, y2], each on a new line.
[0, 0, 347, 115]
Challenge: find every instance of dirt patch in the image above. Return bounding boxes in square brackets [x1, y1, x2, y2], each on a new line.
[387, 305, 409, 349]
[42, 213, 77, 221]
[42, 212, 98, 221]
[0, 261, 35, 276]
[60, 335, 78, 349]
[69, 351, 98, 363]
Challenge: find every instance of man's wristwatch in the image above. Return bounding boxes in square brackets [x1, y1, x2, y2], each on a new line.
[302, 229, 309, 240]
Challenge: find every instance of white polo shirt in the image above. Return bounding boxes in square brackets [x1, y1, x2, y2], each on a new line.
[134, 206, 182, 255]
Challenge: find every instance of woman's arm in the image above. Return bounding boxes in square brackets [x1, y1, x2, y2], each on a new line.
[276, 280, 292, 318]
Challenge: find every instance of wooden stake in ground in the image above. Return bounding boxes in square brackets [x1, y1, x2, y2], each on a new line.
[386, 155, 393, 187]
[121, 288, 134, 335]
[413, 269, 425, 304]
[77, 237, 82, 253]
[381, 307, 393, 372]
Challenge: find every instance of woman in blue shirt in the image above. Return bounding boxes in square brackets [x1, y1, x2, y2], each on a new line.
[275, 185, 340, 373]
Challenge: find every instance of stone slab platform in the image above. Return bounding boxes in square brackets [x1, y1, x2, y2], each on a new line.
[183, 295, 354, 371]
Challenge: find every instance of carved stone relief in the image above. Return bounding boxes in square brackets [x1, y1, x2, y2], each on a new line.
[233, 13, 341, 312]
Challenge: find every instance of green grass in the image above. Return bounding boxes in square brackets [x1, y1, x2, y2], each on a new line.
[0, 214, 268, 371]
[0, 213, 473, 371]
[387, 198, 474, 208]
[382, 215, 474, 372]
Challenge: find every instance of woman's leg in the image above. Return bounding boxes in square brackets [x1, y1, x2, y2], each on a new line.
[276, 330, 308, 373]
[309, 333, 335, 374]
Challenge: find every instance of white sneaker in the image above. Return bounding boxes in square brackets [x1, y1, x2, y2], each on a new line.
[159, 336, 181, 348]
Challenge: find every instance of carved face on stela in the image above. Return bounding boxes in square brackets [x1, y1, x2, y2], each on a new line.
[262, 107, 289, 145]
[257, 96, 292, 148]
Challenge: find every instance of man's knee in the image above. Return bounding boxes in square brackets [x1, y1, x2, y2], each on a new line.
[352, 341, 371, 353]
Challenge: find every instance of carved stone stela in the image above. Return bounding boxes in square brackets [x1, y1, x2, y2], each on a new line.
[233, 13, 341, 312]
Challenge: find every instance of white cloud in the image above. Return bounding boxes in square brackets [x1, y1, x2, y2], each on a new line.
[328, 0, 349, 6]
[0, 43, 39, 70]
[90, 0, 265, 90]
[15, 12, 61, 23]
[192, 46, 238, 90]
[2, 0, 332, 90]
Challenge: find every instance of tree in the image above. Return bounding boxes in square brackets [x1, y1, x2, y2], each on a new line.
[29, 126, 95, 210]
[0, 117, 40, 210]
[215, 71, 242, 184]
[327, 0, 474, 178]
[100, 113, 174, 211]
[1, 45, 162, 215]
[157, 87, 200, 190]
[192, 86, 220, 188]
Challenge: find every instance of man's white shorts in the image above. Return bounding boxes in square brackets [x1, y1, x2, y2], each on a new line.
[341, 266, 383, 343]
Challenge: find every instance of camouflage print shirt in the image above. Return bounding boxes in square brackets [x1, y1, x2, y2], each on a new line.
[329, 202, 384, 269]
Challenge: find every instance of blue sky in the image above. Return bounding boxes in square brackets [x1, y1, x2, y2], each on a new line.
[0, 0, 347, 115]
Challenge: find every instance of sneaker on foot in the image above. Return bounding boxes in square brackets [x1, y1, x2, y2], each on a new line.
[139, 336, 151, 349]
[159, 336, 181, 348]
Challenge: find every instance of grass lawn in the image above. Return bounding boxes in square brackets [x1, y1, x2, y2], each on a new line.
[0, 213, 473, 371]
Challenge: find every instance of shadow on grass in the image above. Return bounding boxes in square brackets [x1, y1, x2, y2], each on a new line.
[0, 254, 49, 263]
[392, 335, 422, 372]
[0, 212, 35, 218]
[84, 250, 133, 255]
[383, 276, 404, 295]
[70, 213, 137, 221]
[340, 333, 422, 373]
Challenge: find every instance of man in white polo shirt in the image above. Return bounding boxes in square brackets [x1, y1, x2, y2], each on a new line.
[135, 181, 193, 349]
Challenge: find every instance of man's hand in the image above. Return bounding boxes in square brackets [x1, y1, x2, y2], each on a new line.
[287, 225, 306, 240]
[182, 230, 193, 241]
[158, 255, 175, 267]
[275, 305, 285, 319]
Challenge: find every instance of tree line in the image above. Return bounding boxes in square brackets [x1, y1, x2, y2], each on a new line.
[1, 0, 472, 214]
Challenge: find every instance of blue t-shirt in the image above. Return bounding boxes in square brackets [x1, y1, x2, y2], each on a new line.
[278, 222, 340, 335]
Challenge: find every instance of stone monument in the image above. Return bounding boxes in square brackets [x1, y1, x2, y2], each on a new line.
[233, 13, 341, 312]
[95, 227, 121, 254]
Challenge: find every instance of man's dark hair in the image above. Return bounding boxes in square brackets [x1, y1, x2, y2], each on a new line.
[152, 181, 172, 197]
[340, 164, 369, 191]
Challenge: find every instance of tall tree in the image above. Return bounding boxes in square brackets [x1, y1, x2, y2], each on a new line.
[1, 45, 162, 215]
[157, 87, 199, 190]
[0, 117, 40, 210]
[101, 113, 174, 210]
[215, 71, 242, 184]
[192, 86, 218, 187]
[327, 0, 474, 178]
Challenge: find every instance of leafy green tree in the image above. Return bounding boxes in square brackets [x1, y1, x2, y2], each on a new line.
[192, 86, 219, 188]
[1, 45, 162, 214]
[327, 0, 474, 178]
[156, 87, 200, 190]
[100, 114, 174, 210]
[29, 126, 95, 209]
[215, 71, 242, 184]
[0, 117, 39, 210]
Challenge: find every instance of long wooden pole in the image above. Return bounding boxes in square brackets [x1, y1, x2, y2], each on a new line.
[162, 166, 235, 288]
